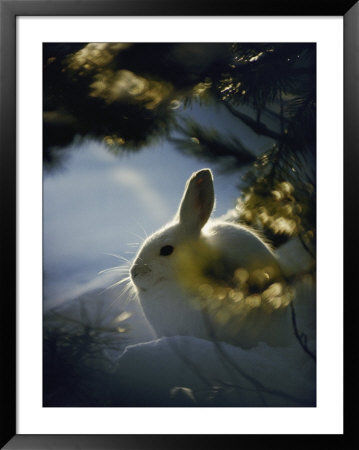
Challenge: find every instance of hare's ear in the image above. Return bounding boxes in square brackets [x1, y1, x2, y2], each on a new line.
[178, 169, 215, 235]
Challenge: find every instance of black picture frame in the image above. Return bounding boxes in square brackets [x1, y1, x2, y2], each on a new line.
[1, 1, 357, 448]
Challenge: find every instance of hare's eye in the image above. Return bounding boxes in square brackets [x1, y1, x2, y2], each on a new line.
[160, 245, 174, 256]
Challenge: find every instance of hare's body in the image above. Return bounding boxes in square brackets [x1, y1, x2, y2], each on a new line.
[130, 169, 292, 348]
[204, 222, 276, 270]
[139, 279, 209, 340]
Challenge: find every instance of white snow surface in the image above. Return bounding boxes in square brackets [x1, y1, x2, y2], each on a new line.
[112, 334, 315, 407]
[47, 236, 316, 407]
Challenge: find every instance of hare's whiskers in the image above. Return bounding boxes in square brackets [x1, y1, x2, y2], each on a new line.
[134, 220, 149, 240]
[103, 252, 131, 264]
[98, 266, 128, 275]
[130, 231, 147, 242]
[127, 242, 140, 247]
[100, 277, 135, 316]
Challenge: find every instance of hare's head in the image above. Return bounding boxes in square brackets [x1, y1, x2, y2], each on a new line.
[129, 169, 215, 292]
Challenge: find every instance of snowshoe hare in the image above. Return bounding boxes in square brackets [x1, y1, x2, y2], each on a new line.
[130, 169, 293, 348]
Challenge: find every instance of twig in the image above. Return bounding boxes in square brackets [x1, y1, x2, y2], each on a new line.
[289, 301, 316, 362]
[222, 101, 286, 142]
[298, 233, 316, 259]
[201, 308, 312, 405]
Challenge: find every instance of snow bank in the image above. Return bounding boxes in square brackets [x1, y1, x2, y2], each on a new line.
[109, 335, 315, 407]
[104, 236, 316, 407]
[44, 236, 316, 407]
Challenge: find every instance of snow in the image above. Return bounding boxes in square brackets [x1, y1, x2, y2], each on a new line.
[110, 335, 315, 407]
[45, 236, 316, 407]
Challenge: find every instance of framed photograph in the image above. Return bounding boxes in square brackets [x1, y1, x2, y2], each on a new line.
[1, 1, 356, 448]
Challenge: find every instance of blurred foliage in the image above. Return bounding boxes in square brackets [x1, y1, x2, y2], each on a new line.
[174, 43, 316, 250]
[44, 42, 316, 251]
[43, 43, 232, 168]
[43, 297, 130, 406]
[174, 240, 294, 348]
[237, 174, 315, 249]
[170, 119, 257, 171]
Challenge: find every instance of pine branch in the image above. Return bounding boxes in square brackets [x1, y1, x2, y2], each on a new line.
[222, 101, 286, 142]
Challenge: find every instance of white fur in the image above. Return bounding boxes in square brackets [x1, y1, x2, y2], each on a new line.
[129, 169, 291, 348]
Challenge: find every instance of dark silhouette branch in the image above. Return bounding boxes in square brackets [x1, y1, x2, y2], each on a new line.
[298, 233, 316, 260]
[200, 306, 313, 406]
[222, 100, 286, 142]
[289, 301, 316, 362]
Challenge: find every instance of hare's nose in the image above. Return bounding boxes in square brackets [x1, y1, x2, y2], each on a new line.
[130, 265, 139, 278]
[130, 263, 151, 279]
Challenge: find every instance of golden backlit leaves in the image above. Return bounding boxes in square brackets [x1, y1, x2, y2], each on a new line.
[248, 51, 265, 62]
[219, 76, 244, 101]
[113, 311, 133, 333]
[193, 80, 212, 97]
[47, 56, 57, 65]
[173, 240, 294, 338]
[114, 311, 132, 323]
[67, 43, 132, 73]
[65, 43, 179, 111]
[234, 49, 269, 64]
[219, 47, 275, 101]
[43, 110, 77, 126]
[89, 69, 174, 108]
[237, 179, 310, 238]
[104, 135, 126, 146]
